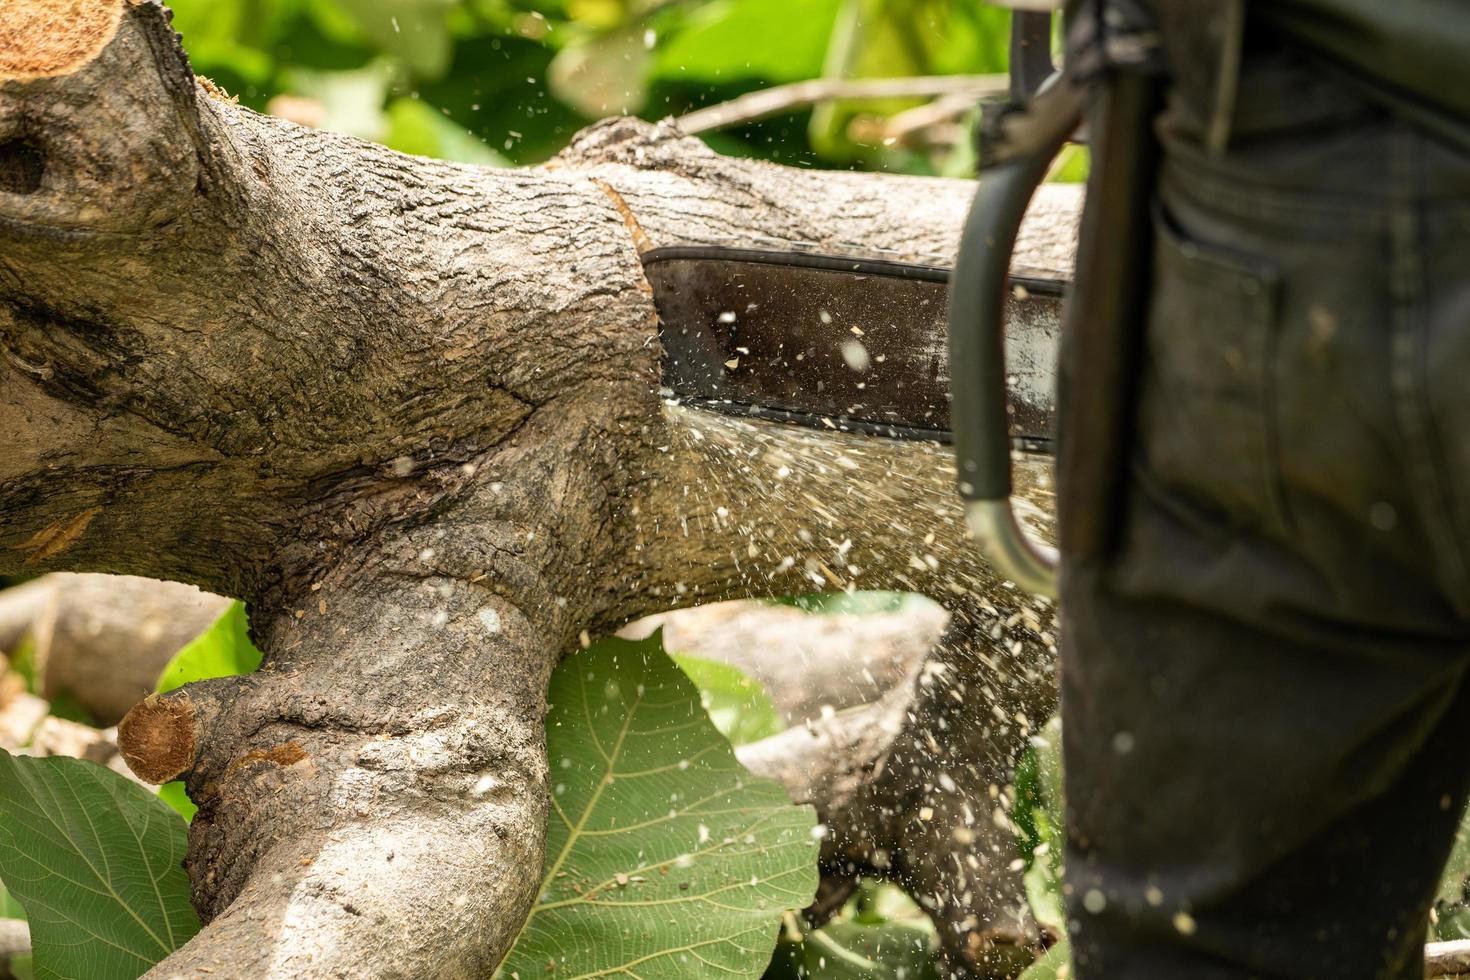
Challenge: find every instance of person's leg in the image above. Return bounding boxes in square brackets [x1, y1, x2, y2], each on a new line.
[1057, 97, 1470, 976]
[1063, 561, 1470, 979]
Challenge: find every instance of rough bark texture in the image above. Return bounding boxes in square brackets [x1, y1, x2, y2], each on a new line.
[0, 2, 1079, 976]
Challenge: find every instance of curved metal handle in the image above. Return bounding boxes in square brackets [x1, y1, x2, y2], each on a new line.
[947, 91, 1080, 597]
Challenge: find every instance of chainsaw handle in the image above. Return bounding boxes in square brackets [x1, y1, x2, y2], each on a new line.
[947, 92, 1079, 597]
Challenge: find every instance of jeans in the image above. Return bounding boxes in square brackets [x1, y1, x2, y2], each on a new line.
[1059, 45, 1470, 979]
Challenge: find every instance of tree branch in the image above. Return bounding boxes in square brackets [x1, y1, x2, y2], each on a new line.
[1429, 940, 1470, 978]
[1, 2, 1079, 976]
[673, 74, 1008, 135]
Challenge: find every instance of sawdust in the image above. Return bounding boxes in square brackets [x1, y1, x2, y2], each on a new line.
[0, 0, 125, 81]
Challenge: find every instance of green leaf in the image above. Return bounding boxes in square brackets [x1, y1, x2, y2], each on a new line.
[652, 0, 842, 84]
[768, 919, 940, 979]
[0, 752, 199, 979]
[0, 878, 25, 921]
[1017, 939, 1070, 980]
[1013, 715, 1065, 934]
[156, 783, 198, 824]
[495, 633, 819, 978]
[383, 98, 510, 165]
[1439, 804, 1470, 907]
[670, 654, 785, 748]
[156, 601, 261, 695]
[153, 601, 261, 825]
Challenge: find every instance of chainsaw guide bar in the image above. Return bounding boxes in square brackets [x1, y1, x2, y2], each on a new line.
[643, 245, 1065, 451]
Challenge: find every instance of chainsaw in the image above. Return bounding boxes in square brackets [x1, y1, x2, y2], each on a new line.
[646, 5, 1160, 598]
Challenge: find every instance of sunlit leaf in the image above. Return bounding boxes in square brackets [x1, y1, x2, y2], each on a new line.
[0, 753, 199, 979]
[156, 782, 198, 824]
[1014, 715, 1065, 933]
[1017, 938, 1070, 980]
[670, 654, 785, 747]
[384, 98, 510, 165]
[156, 601, 261, 696]
[0, 879, 24, 921]
[495, 633, 819, 978]
[652, 0, 842, 84]
[154, 601, 262, 823]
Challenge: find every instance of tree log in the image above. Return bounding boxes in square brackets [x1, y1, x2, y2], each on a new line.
[0, 1, 1078, 975]
[619, 597, 948, 723]
[0, 573, 229, 724]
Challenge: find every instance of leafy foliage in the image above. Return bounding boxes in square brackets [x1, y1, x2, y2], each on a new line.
[154, 600, 263, 821]
[155, 601, 260, 695]
[0, 752, 198, 979]
[1012, 714, 1065, 936]
[769, 881, 942, 979]
[1017, 938, 1070, 980]
[496, 632, 819, 978]
[671, 653, 785, 747]
[161, 0, 1034, 174]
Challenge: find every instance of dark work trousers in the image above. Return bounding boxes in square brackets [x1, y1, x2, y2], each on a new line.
[1059, 47, 1470, 980]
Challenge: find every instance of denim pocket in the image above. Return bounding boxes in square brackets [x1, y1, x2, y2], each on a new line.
[1135, 203, 1287, 532]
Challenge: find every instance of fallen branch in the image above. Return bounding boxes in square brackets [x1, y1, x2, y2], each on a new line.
[1429, 939, 1470, 977]
[674, 73, 1007, 134]
[0, 919, 28, 962]
[0, 575, 229, 724]
[619, 598, 946, 723]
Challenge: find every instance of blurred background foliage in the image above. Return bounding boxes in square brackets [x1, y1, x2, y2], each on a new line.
[165, 0, 1078, 178]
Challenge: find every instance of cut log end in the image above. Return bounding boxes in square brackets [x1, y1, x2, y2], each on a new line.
[0, 0, 125, 81]
[117, 691, 198, 784]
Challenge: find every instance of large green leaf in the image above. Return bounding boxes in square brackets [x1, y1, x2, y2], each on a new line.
[0, 752, 199, 979]
[651, 0, 842, 84]
[670, 654, 785, 748]
[155, 601, 260, 696]
[1017, 939, 1070, 980]
[496, 633, 819, 978]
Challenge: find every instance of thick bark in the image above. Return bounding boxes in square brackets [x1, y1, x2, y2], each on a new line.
[0, 2, 1078, 976]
